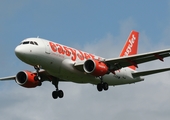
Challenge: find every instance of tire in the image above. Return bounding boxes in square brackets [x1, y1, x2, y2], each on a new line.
[34, 76, 41, 81]
[38, 82, 42, 86]
[52, 91, 58, 99]
[58, 90, 64, 98]
[97, 83, 103, 92]
[103, 82, 109, 91]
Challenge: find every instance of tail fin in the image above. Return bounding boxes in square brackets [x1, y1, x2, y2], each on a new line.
[119, 30, 139, 70]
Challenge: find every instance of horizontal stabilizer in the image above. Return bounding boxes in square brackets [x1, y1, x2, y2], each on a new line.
[132, 68, 170, 78]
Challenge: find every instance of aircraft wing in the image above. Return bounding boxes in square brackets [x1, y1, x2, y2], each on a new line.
[0, 70, 51, 81]
[0, 70, 67, 84]
[105, 49, 170, 70]
[74, 49, 170, 71]
[0, 76, 16, 81]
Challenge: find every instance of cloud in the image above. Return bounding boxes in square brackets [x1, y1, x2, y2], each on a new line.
[83, 17, 137, 58]
[1, 3, 170, 120]
[1, 18, 170, 120]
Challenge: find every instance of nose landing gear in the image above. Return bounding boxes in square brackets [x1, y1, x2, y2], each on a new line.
[34, 65, 42, 86]
[33, 65, 64, 99]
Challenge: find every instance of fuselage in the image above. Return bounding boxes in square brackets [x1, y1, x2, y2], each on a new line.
[15, 38, 143, 86]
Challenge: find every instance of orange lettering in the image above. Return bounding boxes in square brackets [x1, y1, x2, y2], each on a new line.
[84, 53, 91, 59]
[77, 50, 84, 60]
[69, 48, 77, 61]
[56, 44, 65, 54]
[63, 46, 71, 56]
[89, 54, 95, 60]
[49, 42, 57, 52]
[49, 42, 97, 61]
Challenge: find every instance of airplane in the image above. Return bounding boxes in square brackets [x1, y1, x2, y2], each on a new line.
[1, 30, 170, 99]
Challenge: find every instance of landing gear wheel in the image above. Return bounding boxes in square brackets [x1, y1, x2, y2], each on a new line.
[97, 83, 103, 92]
[97, 82, 109, 92]
[38, 82, 42, 86]
[33, 76, 42, 86]
[58, 90, 64, 98]
[52, 91, 58, 99]
[103, 82, 109, 91]
[34, 76, 41, 81]
[52, 90, 64, 99]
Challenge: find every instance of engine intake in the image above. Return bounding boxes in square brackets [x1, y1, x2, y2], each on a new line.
[83, 59, 108, 76]
[16, 71, 40, 88]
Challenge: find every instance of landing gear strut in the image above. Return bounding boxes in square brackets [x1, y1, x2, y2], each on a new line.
[34, 65, 42, 86]
[52, 80, 64, 99]
[97, 76, 109, 92]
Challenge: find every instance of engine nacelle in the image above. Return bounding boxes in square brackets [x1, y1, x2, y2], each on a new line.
[83, 59, 108, 76]
[15, 71, 40, 88]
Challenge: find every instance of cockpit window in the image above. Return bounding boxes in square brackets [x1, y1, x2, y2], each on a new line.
[34, 42, 38, 45]
[23, 41, 29, 44]
[30, 41, 34, 45]
[20, 41, 38, 46]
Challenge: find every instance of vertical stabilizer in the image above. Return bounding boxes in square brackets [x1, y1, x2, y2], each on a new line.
[119, 30, 139, 70]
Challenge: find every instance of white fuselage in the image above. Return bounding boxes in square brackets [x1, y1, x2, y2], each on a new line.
[15, 38, 143, 86]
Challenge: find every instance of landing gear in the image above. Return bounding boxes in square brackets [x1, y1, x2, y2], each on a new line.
[34, 65, 41, 80]
[52, 90, 64, 99]
[34, 65, 42, 86]
[52, 80, 64, 99]
[97, 76, 109, 92]
[97, 82, 109, 92]
[34, 76, 41, 81]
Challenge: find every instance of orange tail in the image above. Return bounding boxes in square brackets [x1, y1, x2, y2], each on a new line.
[119, 30, 139, 70]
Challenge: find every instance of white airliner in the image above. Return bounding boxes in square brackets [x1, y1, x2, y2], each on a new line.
[1, 30, 170, 99]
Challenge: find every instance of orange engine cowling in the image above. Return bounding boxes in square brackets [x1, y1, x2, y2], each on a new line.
[15, 71, 40, 88]
[83, 59, 108, 76]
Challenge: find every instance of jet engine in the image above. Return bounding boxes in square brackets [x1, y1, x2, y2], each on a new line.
[83, 59, 108, 76]
[15, 71, 41, 88]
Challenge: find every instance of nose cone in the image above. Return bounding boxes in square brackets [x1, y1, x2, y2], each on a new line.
[15, 45, 33, 65]
[15, 46, 24, 58]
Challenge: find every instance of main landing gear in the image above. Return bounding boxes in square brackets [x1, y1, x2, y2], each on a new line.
[52, 80, 64, 99]
[97, 76, 109, 92]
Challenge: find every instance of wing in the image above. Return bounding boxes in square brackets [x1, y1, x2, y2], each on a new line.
[105, 49, 170, 70]
[0, 76, 16, 81]
[74, 49, 170, 71]
[0, 70, 52, 81]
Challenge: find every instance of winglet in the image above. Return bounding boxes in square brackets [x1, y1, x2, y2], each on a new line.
[119, 30, 139, 70]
